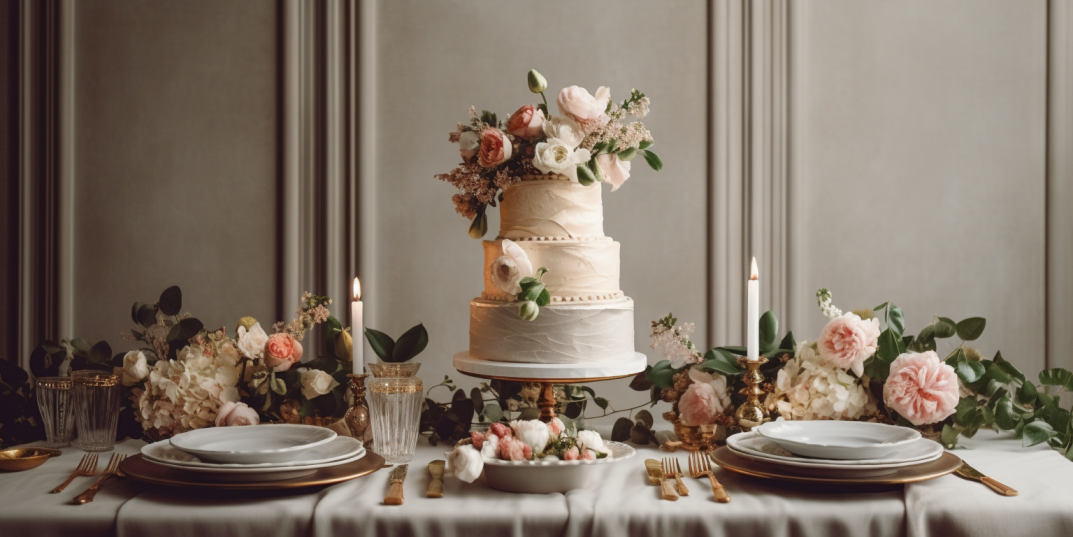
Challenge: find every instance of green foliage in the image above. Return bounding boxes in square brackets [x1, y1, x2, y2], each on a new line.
[363, 323, 429, 363]
[956, 317, 987, 341]
[642, 150, 663, 171]
[646, 360, 676, 390]
[576, 163, 596, 186]
[700, 348, 744, 376]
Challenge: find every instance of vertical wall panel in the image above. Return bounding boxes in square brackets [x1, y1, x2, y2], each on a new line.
[71, 1, 280, 344]
[788, 0, 1048, 377]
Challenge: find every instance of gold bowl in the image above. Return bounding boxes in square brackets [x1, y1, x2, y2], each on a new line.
[0, 448, 61, 472]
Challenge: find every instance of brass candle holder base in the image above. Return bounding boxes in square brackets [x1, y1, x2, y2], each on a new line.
[734, 356, 770, 430]
[344, 373, 372, 446]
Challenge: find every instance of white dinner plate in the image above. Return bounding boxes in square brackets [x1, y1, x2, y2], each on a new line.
[728, 431, 942, 466]
[169, 424, 337, 464]
[141, 447, 367, 482]
[143, 436, 363, 469]
[727, 432, 943, 477]
[755, 421, 922, 460]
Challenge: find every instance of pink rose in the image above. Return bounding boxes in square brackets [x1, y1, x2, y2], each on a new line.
[556, 85, 611, 130]
[678, 368, 731, 426]
[478, 128, 513, 168]
[264, 333, 303, 372]
[581, 449, 597, 461]
[471, 431, 486, 449]
[506, 104, 546, 140]
[488, 422, 512, 439]
[498, 436, 529, 461]
[214, 401, 260, 427]
[596, 153, 631, 191]
[883, 351, 959, 426]
[548, 417, 565, 437]
[817, 313, 881, 377]
[562, 446, 580, 461]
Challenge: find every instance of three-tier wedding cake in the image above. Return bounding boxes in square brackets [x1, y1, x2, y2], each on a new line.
[469, 175, 635, 364]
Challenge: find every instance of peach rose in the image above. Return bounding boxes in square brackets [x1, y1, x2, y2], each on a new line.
[596, 153, 631, 192]
[562, 446, 580, 461]
[581, 449, 597, 461]
[478, 128, 513, 168]
[506, 104, 545, 140]
[214, 401, 260, 426]
[678, 368, 732, 426]
[883, 351, 959, 426]
[264, 333, 303, 372]
[817, 313, 881, 377]
[557, 85, 611, 130]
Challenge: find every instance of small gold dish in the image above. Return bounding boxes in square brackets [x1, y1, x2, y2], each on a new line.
[0, 448, 61, 472]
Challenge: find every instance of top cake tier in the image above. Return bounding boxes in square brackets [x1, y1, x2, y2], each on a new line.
[498, 176, 603, 240]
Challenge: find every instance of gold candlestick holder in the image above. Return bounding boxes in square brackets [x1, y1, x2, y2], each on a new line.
[344, 373, 372, 446]
[734, 356, 770, 430]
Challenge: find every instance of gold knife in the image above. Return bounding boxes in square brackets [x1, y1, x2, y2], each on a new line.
[644, 459, 663, 486]
[384, 464, 407, 505]
[954, 462, 1018, 496]
[427, 460, 445, 498]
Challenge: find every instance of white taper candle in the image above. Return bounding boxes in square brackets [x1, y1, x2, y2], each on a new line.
[747, 257, 759, 361]
[352, 277, 364, 374]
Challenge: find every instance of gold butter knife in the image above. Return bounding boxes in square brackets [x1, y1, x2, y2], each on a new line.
[427, 460, 445, 498]
[644, 459, 663, 486]
[954, 462, 1018, 496]
[384, 464, 407, 505]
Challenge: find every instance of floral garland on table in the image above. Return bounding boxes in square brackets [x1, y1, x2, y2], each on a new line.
[631, 289, 1073, 460]
[443, 418, 613, 483]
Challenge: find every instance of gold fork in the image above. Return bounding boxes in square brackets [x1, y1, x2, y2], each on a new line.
[689, 450, 731, 503]
[658, 458, 679, 501]
[50, 453, 98, 494]
[72, 453, 125, 505]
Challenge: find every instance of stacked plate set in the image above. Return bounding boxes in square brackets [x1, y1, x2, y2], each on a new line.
[119, 424, 383, 490]
[712, 421, 962, 485]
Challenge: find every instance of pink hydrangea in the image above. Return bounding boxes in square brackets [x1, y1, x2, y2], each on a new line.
[883, 351, 960, 426]
[817, 313, 881, 377]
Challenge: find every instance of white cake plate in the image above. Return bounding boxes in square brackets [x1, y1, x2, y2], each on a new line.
[453, 351, 647, 422]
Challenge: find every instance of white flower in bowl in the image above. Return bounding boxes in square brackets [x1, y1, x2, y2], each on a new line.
[490, 240, 533, 295]
[576, 430, 610, 455]
[446, 444, 484, 483]
[532, 138, 592, 182]
[510, 419, 551, 454]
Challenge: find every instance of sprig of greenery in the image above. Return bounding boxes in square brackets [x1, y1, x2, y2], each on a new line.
[516, 267, 551, 321]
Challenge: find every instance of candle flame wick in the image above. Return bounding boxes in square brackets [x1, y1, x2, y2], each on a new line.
[352, 277, 361, 301]
[749, 257, 759, 281]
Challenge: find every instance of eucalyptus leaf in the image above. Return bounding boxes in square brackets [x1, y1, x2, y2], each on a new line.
[629, 422, 652, 445]
[482, 402, 504, 423]
[994, 352, 1026, 383]
[137, 304, 157, 328]
[628, 370, 652, 391]
[594, 397, 609, 410]
[934, 317, 957, 339]
[89, 341, 113, 365]
[956, 360, 986, 384]
[470, 388, 484, 416]
[956, 317, 987, 341]
[635, 409, 654, 429]
[611, 417, 633, 442]
[364, 328, 395, 361]
[158, 286, 182, 316]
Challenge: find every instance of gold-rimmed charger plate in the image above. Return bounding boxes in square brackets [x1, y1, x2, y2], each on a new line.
[711, 446, 961, 486]
[119, 452, 385, 490]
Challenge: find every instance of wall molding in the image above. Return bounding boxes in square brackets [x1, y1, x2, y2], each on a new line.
[708, 0, 790, 347]
[1047, 0, 1073, 371]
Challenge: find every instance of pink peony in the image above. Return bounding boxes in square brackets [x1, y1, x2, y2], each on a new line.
[478, 128, 512, 168]
[562, 446, 580, 461]
[596, 153, 631, 192]
[471, 431, 486, 449]
[883, 351, 960, 426]
[506, 104, 545, 140]
[548, 417, 566, 437]
[264, 333, 303, 372]
[488, 422, 512, 439]
[817, 313, 881, 377]
[498, 436, 529, 461]
[581, 449, 597, 461]
[214, 401, 260, 427]
[556, 85, 611, 130]
[677, 368, 731, 426]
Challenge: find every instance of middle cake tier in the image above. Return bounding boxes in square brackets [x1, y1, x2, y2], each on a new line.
[482, 238, 623, 302]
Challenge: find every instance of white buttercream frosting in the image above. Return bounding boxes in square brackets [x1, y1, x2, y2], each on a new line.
[499, 179, 604, 239]
[482, 239, 621, 301]
[469, 298, 635, 364]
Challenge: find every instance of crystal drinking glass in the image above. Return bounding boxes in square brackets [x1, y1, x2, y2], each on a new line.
[72, 370, 121, 452]
[367, 362, 421, 378]
[36, 377, 75, 447]
[368, 377, 423, 463]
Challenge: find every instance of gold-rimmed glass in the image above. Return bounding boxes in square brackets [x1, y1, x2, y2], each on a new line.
[36, 377, 75, 447]
[367, 362, 421, 378]
[368, 377, 423, 464]
[72, 370, 121, 452]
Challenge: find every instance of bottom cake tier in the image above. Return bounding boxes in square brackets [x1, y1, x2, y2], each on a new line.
[469, 297, 635, 364]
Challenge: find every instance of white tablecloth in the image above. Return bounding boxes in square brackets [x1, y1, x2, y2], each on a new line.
[1, 430, 1071, 537]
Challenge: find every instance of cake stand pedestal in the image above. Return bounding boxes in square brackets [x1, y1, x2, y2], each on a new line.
[453, 351, 647, 422]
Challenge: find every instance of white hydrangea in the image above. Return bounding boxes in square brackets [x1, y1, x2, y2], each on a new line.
[765, 341, 877, 421]
[134, 341, 241, 436]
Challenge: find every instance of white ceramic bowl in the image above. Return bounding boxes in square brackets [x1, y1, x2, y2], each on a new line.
[480, 441, 636, 494]
[169, 424, 337, 464]
[755, 421, 922, 460]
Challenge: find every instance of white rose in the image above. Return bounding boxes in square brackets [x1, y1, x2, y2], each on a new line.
[300, 369, 340, 400]
[459, 130, 480, 160]
[480, 433, 499, 460]
[510, 419, 551, 455]
[532, 138, 592, 182]
[542, 114, 585, 149]
[237, 322, 269, 359]
[446, 444, 484, 483]
[576, 429, 610, 455]
[489, 240, 534, 295]
[122, 350, 150, 386]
